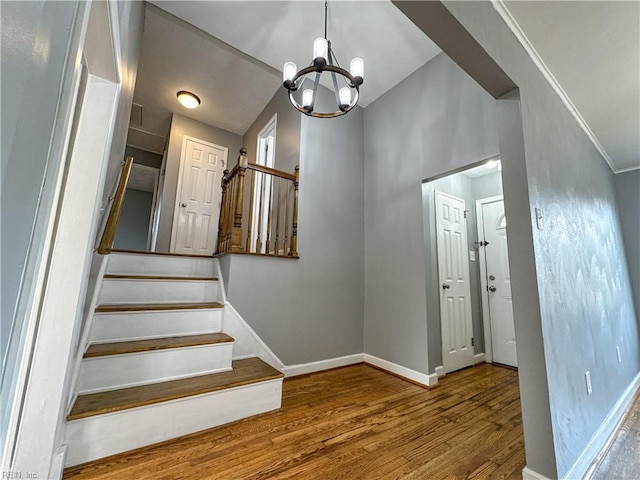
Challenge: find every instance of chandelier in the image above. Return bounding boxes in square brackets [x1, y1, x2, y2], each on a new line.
[282, 0, 364, 118]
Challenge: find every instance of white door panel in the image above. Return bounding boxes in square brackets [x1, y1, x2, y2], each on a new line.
[436, 191, 475, 374]
[172, 138, 227, 255]
[481, 199, 517, 367]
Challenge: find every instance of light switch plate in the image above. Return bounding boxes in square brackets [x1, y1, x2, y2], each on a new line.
[535, 208, 543, 230]
[469, 251, 476, 261]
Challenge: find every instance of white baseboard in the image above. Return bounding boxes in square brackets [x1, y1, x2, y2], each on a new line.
[282, 354, 365, 377]
[474, 353, 485, 364]
[364, 354, 438, 387]
[562, 371, 640, 480]
[435, 366, 445, 377]
[522, 466, 552, 480]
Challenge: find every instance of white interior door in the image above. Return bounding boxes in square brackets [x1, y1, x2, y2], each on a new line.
[481, 199, 517, 367]
[171, 137, 227, 255]
[435, 191, 475, 374]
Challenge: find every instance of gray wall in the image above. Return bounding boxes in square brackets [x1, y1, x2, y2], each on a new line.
[0, 0, 80, 446]
[614, 170, 640, 318]
[156, 114, 242, 251]
[114, 188, 154, 250]
[443, 3, 640, 477]
[125, 145, 163, 169]
[364, 53, 500, 375]
[422, 170, 504, 368]
[225, 85, 365, 365]
[243, 87, 300, 173]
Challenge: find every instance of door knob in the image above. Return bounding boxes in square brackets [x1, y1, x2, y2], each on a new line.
[181, 203, 187, 207]
[488, 285, 497, 292]
[442, 284, 451, 290]
[489, 274, 495, 281]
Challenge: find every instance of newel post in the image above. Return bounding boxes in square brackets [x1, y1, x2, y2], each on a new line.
[231, 148, 248, 252]
[216, 168, 230, 254]
[288, 165, 299, 257]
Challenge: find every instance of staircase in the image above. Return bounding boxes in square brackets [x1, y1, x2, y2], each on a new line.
[65, 250, 283, 467]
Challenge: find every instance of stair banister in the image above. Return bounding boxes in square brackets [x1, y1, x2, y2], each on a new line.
[97, 156, 134, 254]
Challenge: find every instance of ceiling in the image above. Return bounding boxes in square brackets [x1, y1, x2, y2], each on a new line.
[503, 1, 639, 172]
[130, 1, 638, 172]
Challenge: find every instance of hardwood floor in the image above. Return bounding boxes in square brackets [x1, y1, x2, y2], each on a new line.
[590, 389, 640, 480]
[64, 363, 524, 479]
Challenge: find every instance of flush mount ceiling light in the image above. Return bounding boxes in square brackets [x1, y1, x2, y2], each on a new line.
[177, 91, 201, 109]
[282, 0, 364, 118]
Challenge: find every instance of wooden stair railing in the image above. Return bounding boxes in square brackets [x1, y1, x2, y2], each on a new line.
[97, 157, 134, 254]
[217, 148, 299, 258]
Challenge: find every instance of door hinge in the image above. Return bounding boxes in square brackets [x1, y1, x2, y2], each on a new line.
[464, 210, 469, 219]
[471, 337, 475, 346]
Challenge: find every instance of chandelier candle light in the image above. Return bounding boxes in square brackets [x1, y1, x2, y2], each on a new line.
[282, 0, 364, 118]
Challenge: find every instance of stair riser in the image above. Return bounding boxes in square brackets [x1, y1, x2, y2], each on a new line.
[99, 279, 219, 304]
[90, 310, 223, 343]
[65, 379, 283, 467]
[76, 344, 233, 393]
[107, 253, 215, 277]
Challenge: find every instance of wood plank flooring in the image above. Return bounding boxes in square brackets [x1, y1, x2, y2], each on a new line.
[591, 388, 640, 480]
[64, 363, 524, 479]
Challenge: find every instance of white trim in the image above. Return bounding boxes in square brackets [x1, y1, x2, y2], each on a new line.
[223, 302, 284, 370]
[49, 445, 68, 480]
[283, 354, 365, 378]
[475, 194, 504, 364]
[435, 366, 445, 378]
[615, 164, 640, 174]
[522, 466, 552, 480]
[562, 371, 640, 480]
[474, 353, 486, 364]
[491, 1, 617, 173]
[364, 354, 438, 387]
[169, 135, 229, 253]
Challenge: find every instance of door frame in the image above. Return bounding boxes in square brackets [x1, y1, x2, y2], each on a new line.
[475, 194, 504, 364]
[169, 135, 228, 253]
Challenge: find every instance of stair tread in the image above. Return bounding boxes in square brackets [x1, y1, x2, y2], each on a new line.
[104, 274, 218, 281]
[96, 302, 224, 312]
[68, 357, 283, 420]
[110, 248, 214, 259]
[84, 333, 234, 357]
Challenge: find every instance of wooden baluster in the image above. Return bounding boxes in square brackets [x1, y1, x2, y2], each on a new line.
[216, 169, 230, 254]
[255, 172, 265, 253]
[231, 149, 247, 252]
[245, 168, 255, 252]
[284, 180, 290, 256]
[289, 166, 299, 257]
[274, 178, 281, 256]
[265, 175, 274, 255]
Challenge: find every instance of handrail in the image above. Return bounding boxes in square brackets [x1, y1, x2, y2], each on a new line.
[217, 148, 299, 258]
[97, 157, 134, 254]
[247, 162, 296, 181]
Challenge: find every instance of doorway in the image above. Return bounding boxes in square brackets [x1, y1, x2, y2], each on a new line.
[477, 195, 517, 367]
[250, 114, 277, 253]
[423, 158, 517, 375]
[170, 136, 228, 255]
